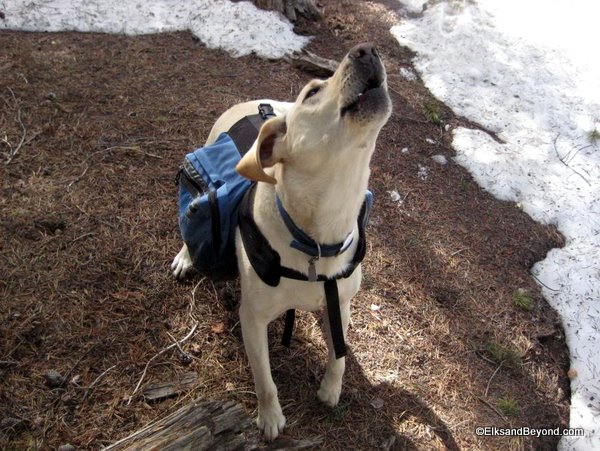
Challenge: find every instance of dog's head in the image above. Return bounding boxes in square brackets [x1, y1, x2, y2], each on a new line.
[237, 43, 392, 184]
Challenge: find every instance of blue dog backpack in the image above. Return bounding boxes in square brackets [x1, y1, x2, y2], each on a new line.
[176, 104, 275, 278]
[177, 133, 251, 277]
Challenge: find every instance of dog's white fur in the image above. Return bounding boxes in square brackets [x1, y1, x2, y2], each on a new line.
[172, 44, 391, 440]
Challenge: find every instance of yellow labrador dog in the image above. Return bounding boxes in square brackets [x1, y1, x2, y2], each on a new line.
[172, 43, 391, 440]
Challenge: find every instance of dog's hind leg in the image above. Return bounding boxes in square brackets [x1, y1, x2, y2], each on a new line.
[171, 243, 194, 279]
[239, 302, 286, 441]
[318, 297, 351, 407]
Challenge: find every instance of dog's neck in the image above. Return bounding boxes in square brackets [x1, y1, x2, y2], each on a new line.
[271, 150, 373, 245]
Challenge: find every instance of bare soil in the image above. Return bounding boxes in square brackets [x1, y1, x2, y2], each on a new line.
[1, 1, 570, 450]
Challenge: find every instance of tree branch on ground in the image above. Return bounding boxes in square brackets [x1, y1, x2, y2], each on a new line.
[250, 0, 322, 22]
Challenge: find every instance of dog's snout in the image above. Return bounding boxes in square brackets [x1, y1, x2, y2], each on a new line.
[345, 42, 385, 90]
[349, 43, 379, 62]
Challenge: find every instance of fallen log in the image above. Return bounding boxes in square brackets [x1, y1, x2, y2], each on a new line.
[285, 50, 339, 77]
[104, 398, 322, 450]
[104, 399, 250, 451]
[249, 0, 322, 22]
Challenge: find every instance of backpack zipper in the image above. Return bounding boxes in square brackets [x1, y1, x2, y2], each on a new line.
[179, 163, 209, 195]
[178, 163, 222, 253]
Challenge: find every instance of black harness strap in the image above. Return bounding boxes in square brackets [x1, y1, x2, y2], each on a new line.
[324, 279, 346, 358]
[228, 104, 276, 156]
[239, 185, 369, 359]
[281, 283, 345, 358]
[281, 309, 296, 348]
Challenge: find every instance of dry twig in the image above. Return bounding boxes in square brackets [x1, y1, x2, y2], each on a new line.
[166, 331, 194, 363]
[4, 88, 27, 165]
[84, 364, 117, 401]
[128, 322, 198, 404]
[531, 273, 560, 292]
[553, 133, 591, 186]
[103, 145, 163, 159]
[67, 163, 90, 190]
[189, 278, 206, 321]
[484, 362, 503, 397]
[477, 396, 508, 422]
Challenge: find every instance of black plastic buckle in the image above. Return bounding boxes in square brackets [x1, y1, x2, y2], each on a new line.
[258, 103, 276, 120]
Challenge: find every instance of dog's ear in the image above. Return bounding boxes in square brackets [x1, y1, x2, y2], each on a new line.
[236, 116, 287, 184]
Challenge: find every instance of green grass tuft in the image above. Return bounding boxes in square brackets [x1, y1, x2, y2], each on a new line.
[513, 289, 533, 311]
[486, 342, 521, 369]
[459, 179, 473, 191]
[498, 396, 520, 416]
[423, 101, 442, 126]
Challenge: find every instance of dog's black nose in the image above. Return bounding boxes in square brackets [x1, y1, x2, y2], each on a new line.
[349, 43, 379, 62]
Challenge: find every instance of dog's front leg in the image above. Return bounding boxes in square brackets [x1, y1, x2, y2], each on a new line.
[317, 297, 351, 407]
[239, 302, 286, 441]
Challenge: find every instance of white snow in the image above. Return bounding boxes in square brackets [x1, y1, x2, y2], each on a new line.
[391, 1, 600, 449]
[417, 164, 429, 180]
[400, 66, 418, 81]
[0, 0, 309, 58]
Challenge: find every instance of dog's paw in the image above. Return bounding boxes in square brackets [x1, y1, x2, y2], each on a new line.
[257, 405, 286, 441]
[317, 380, 342, 407]
[171, 245, 194, 279]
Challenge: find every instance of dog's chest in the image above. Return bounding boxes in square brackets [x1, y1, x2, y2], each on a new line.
[274, 269, 361, 312]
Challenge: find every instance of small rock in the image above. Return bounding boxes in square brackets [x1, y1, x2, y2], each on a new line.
[44, 369, 65, 388]
[370, 397, 384, 410]
[387, 190, 402, 203]
[34, 219, 66, 234]
[431, 154, 448, 165]
[58, 444, 75, 451]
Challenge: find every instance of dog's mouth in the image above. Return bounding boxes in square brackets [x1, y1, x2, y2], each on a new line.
[340, 73, 388, 118]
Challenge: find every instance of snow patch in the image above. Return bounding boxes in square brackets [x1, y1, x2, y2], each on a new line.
[400, 67, 418, 81]
[0, 0, 309, 58]
[392, 1, 600, 448]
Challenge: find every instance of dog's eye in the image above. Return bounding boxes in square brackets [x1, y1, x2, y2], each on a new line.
[304, 86, 321, 101]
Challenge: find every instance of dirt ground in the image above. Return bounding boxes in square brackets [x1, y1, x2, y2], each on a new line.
[1, 1, 571, 450]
